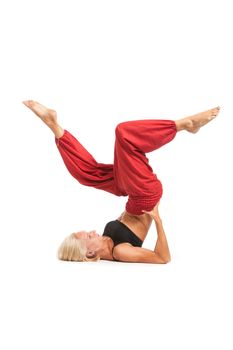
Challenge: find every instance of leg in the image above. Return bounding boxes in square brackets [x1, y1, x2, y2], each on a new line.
[175, 106, 220, 133]
[23, 100, 116, 195]
[55, 130, 116, 194]
[113, 106, 221, 215]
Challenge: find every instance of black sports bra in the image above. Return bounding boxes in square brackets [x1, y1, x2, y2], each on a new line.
[103, 220, 143, 248]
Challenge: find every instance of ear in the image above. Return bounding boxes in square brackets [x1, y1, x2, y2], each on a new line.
[85, 250, 100, 262]
[86, 250, 97, 259]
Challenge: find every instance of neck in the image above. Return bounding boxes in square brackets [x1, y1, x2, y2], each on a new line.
[99, 237, 114, 261]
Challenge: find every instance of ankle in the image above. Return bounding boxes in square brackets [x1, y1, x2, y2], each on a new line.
[175, 118, 193, 132]
[185, 119, 193, 131]
[48, 123, 64, 138]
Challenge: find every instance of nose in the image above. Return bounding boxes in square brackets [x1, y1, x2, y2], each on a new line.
[90, 230, 98, 236]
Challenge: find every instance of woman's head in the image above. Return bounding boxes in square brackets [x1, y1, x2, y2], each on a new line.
[58, 231, 103, 262]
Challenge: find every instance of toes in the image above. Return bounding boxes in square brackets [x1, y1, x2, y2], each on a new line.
[22, 100, 31, 107]
[22, 100, 34, 107]
[28, 100, 35, 106]
[211, 108, 220, 116]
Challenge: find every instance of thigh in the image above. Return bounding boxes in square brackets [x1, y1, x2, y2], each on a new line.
[113, 128, 163, 215]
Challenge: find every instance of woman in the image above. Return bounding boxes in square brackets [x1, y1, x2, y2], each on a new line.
[23, 100, 220, 264]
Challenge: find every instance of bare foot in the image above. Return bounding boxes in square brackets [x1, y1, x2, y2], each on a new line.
[185, 106, 220, 133]
[22, 100, 57, 126]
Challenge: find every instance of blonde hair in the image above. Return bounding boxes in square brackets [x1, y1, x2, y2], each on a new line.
[57, 233, 100, 262]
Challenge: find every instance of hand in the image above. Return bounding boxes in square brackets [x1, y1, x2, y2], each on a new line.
[142, 201, 161, 221]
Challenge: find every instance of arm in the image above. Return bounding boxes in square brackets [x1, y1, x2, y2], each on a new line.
[153, 218, 171, 262]
[113, 203, 171, 264]
[142, 202, 171, 263]
[113, 203, 170, 264]
[113, 244, 168, 264]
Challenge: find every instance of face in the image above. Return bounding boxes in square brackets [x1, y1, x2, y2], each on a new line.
[74, 230, 103, 252]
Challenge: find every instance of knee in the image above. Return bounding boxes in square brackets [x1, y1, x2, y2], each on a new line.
[115, 122, 127, 139]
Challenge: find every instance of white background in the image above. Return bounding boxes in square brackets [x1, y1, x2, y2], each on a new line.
[0, 0, 233, 349]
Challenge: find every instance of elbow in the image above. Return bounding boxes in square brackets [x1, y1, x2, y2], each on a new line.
[162, 257, 171, 264]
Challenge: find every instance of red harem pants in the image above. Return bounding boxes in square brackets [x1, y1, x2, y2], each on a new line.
[55, 120, 177, 215]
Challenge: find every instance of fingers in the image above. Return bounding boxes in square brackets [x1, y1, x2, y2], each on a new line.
[142, 210, 153, 217]
[142, 210, 149, 215]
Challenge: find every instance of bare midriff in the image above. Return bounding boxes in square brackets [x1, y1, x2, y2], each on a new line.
[119, 211, 153, 242]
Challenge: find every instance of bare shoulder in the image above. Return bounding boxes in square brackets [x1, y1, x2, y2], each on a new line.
[113, 244, 169, 264]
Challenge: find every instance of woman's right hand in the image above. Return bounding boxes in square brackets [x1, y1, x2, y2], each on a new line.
[142, 201, 161, 222]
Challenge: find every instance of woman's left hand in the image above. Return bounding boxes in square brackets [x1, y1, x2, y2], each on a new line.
[142, 201, 161, 221]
